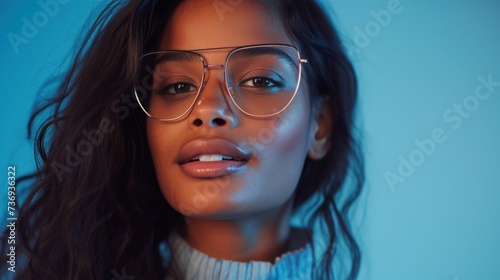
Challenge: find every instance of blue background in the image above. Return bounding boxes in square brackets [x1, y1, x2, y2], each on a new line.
[1, 0, 499, 279]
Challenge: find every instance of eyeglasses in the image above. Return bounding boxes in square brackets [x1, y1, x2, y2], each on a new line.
[134, 44, 308, 122]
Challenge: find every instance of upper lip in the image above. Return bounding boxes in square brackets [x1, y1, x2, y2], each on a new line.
[177, 138, 252, 164]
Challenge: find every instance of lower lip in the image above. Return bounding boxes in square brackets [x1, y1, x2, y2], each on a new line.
[179, 160, 247, 178]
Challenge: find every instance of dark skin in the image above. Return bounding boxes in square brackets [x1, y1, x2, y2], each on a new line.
[147, 0, 330, 262]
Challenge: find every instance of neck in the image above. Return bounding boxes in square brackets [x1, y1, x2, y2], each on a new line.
[181, 199, 294, 263]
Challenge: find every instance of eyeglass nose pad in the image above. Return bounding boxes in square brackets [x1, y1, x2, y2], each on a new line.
[199, 63, 233, 98]
[204, 64, 225, 78]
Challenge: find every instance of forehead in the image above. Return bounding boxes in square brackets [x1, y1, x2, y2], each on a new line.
[158, 0, 293, 50]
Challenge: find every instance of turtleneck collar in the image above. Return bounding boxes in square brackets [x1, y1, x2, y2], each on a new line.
[165, 228, 314, 280]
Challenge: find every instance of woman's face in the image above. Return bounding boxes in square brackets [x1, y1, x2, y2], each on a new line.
[147, 0, 318, 219]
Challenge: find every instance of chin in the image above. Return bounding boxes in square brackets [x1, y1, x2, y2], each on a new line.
[168, 191, 294, 221]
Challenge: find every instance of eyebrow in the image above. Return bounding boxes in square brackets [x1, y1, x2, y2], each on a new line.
[230, 47, 297, 68]
[153, 52, 201, 66]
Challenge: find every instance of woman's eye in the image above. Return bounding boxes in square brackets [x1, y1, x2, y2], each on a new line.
[239, 77, 283, 89]
[158, 82, 197, 95]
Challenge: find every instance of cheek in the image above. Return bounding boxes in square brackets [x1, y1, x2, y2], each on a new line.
[147, 120, 172, 166]
[239, 92, 313, 205]
[278, 113, 310, 151]
[146, 120, 186, 203]
[147, 120, 169, 188]
[147, 119, 190, 161]
[263, 90, 313, 160]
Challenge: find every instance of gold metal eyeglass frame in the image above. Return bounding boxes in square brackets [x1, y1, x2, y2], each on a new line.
[134, 43, 308, 122]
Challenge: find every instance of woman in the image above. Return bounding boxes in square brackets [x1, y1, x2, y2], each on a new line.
[2, 0, 364, 279]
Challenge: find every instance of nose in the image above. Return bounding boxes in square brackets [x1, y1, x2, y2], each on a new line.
[189, 67, 238, 128]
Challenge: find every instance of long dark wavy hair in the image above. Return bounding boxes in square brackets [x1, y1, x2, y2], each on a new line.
[1, 0, 364, 279]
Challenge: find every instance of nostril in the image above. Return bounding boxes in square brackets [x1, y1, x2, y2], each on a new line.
[211, 118, 226, 126]
[193, 119, 203, 127]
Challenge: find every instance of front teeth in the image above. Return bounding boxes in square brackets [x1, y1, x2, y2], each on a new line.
[190, 154, 237, 162]
[199, 154, 224, 162]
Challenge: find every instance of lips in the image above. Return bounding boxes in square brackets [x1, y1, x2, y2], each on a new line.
[177, 138, 251, 178]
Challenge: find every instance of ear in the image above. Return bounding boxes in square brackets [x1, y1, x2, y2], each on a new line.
[308, 102, 332, 160]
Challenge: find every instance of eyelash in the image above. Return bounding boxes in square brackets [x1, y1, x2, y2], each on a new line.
[156, 82, 198, 96]
[239, 76, 284, 89]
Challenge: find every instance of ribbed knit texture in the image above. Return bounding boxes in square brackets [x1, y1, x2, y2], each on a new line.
[165, 232, 313, 280]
